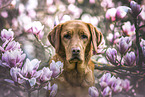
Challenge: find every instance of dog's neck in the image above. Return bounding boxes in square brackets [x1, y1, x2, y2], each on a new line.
[62, 59, 94, 87]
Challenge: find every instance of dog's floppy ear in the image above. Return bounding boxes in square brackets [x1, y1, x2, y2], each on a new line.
[48, 24, 63, 53]
[87, 23, 103, 53]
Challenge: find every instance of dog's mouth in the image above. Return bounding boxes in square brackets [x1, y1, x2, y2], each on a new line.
[69, 56, 82, 64]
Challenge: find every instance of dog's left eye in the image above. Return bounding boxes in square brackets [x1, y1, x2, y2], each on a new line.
[64, 34, 71, 39]
[81, 35, 88, 39]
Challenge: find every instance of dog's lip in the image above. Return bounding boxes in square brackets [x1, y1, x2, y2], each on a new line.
[69, 56, 82, 63]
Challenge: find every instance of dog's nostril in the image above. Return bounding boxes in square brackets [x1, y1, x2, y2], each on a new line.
[72, 50, 76, 53]
[77, 50, 80, 53]
[72, 47, 80, 54]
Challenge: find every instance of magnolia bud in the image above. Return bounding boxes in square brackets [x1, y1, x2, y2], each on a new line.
[130, 1, 142, 17]
[124, 52, 136, 66]
[88, 86, 99, 97]
[106, 48, 117, 65]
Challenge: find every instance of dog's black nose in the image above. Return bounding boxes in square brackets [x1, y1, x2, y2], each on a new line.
[72, 47, 80, 55]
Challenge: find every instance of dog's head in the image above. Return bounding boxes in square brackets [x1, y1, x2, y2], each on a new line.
[48, 20, 102, 69]
[48, 20, 103, 86]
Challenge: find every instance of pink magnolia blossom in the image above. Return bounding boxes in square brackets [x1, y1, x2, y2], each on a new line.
[21, 58, 40, 77]
[101, 0, 114, 9]
[2, 50, 26, 68]
[46, 0, 53, 5]
[130, 1, 142, 17]
[0, 41, 21, 52]
[121, 79, 132, 92]
[1, 10, 8, 18]
[123, 51, 136, 66]
[1, 29, 14, 42]
[50, 60, 63, 78]
[27, 21, 44, 39]
[111, 78, 122, 93]
[88, 86, 99, 97]
[106, 48, 117, 65]
[89, 0, 95, 4]
[10, 67, 21, 82]
[117, 36, 132, 55]
[49, 84, 58, 97]
[105, 8, 116, 22]
[35, 67, 53, 82]
[122, 21, 135, 36]
[116, 6, 131, 20]
[102, 86, 112, 97]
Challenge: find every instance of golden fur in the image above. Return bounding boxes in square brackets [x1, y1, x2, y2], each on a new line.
[47, 20, 103, 97]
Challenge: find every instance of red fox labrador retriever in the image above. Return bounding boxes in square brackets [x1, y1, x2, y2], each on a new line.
[47, 20, 103, 97]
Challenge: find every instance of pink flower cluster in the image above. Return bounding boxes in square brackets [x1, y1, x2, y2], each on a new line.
[106, 36, 136, 66]
[0, 29, 26, 68]
[105, 1, 142, 22]
[0, 29, 63, 97]
[88, 73, 132, 97]
[100, 73, 131, 96]
[27, 21, 44, 39]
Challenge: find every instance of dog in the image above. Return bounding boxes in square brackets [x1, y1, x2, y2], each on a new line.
[47, 20, 103, 97]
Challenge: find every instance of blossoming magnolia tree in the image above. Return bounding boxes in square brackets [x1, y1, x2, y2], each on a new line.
[0, 27, 63, 97]
[0, 0, 145, 97]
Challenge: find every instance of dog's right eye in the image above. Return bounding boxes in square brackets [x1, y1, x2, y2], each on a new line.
[64, 34, 71, 39]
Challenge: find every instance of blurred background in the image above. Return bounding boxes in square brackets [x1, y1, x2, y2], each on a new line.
[0, 0, 145, 97]
[0, 0, 145, 61]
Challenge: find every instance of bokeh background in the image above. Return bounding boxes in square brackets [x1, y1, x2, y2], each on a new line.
[0, 0, 145, 97]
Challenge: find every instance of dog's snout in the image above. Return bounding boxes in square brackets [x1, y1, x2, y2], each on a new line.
[72, 47, 80, 55]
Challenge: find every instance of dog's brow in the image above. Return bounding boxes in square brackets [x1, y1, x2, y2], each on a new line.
[78, 29, 90, 35]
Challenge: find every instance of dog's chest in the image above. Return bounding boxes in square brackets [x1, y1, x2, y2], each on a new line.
[55, 76, 90, 97]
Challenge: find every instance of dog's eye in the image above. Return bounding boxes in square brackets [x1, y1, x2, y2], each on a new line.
[64, 34, 71, 39]
[81, 35, 88, 39]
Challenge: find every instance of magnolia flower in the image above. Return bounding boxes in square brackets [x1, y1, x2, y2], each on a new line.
[0, 41, 21, 52]
[106, 48, 117, 65]
[121, 79, 131, 92]
[111, 78, 122, 93]
[100, 73, 117, 88]
[100, 73, 112, 82]
[101, 0, 114, 9]
[2, 50, 26, 68]
[49, 84, 58, 97]
[50, 60, 63, 78]
[27, 21, 44, 39]
[117, 36, 132, 55]
[116, 6, 131, 20]
[100, 81, 108, 89]
[88, 86, 99, 97]
[102, 86, 112, 97]
[107, 76, 117, 86]
[124, 52, 136, 66]
[130, 1, 142, 17]
[21, 58, 40, 77]
[89, 0, 95, 4]
[122, 21, 135, 36]
[1, 10, 8, 18]
[10, 67, 21, 82]
[36, 67, 53, 82]
[1, 29, 14, 42]
[105, 8, 116, 22]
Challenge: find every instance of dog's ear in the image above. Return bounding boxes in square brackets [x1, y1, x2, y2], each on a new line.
[48, 24, 63, 53]
[87, 23, 103, 53]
